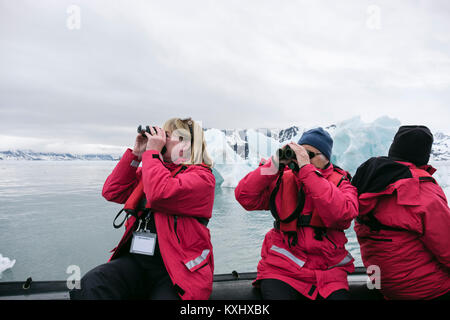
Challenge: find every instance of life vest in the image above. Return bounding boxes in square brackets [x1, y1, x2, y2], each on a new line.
[112, 165, 188, 228]
[355, 166, 436, 232]
[269, 164, 349, 247]
[112, 163, 212, 229]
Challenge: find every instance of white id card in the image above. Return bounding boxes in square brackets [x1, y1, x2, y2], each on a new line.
[130, 231, 157, 256]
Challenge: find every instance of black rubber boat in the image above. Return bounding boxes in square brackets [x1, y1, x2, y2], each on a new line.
[0, 267, 382, 300]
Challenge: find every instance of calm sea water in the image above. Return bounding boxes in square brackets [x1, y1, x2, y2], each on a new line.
[2, 160, 448, 282]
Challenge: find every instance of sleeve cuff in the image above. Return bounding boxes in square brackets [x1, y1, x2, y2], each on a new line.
[124, 148, 141, 168]
[142, 149, 163, 163]
[295, 163, 322, 180]
[258, 157, 282, 178]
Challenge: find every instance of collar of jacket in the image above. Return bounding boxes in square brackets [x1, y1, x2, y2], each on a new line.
[356, 159, 432, 214]
[395, 160, 437, 176]
[316, 162, 334, 178]
[163, 161, 183, 172]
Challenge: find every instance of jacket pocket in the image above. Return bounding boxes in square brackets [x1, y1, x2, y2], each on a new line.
[327, 252, 354, 270]
[183, 249, 211, 272]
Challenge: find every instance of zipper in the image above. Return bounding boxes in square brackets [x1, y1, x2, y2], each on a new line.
[173, 165, 187, 177]
[167, 166, 186, 243]
[173, 215, 180, 243]
[324, 233, 337, 249]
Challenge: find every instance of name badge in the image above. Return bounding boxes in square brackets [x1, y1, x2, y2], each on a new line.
[130, 231, 157, 256]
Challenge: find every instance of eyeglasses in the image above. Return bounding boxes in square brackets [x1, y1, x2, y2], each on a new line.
[307, 150, 322, 159]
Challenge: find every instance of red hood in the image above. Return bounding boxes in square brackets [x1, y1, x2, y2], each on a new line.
[395, 161, 437, 176]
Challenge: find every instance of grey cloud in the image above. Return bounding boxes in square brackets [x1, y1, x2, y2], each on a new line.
[1, 0, 449, 153]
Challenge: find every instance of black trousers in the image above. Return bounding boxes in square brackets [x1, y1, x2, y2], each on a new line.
[260, 279, 349, 300]
[70, 252, 180, 300]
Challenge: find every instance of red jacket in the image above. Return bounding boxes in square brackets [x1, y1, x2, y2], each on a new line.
[102, 149, 216, 300]
[354, 161, 450, 300]
[235, 158, 359, 299]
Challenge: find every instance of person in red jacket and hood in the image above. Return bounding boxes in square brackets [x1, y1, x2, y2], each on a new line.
[352, 125, 450, 300]
[235, 127, 359, 300]
[70, 118, 215, 300]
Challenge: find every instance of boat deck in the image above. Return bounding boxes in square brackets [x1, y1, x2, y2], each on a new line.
[0, 267, 382, 300]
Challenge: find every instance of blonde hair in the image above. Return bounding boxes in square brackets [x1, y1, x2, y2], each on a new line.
[162, 117, 214, 168]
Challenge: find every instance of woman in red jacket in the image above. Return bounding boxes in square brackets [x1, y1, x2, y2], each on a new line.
[70, 118, 215, 300]
[235, 127, 359, 300]
[352, 125, 450, 300]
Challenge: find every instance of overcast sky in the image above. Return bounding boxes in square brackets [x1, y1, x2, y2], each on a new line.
[1, 0, 449, 154]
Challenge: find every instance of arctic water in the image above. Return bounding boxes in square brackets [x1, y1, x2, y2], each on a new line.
[0, 159, 449, 282]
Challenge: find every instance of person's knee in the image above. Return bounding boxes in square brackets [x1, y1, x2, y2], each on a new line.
[260, 279, 302, 300]
[324, 289, 349, 300]
[70, 264, 109, 299]
[149, 275, 180, 300]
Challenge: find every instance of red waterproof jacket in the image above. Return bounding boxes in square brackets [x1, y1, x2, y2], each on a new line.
[102, 149, 215, 300]
[235, 158, 359, 299]
[354, 161, 450, 300]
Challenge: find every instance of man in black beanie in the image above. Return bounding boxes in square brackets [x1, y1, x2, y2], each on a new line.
[351, 125, 450, 300]
[388, 125, 434, 167]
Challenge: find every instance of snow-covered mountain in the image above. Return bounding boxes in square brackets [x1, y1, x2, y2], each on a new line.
[207, 117, 449, 167]
[0, 150, 120, 161]
[1, 116, 449, 189]
[210, 126, 304, 163]
[432, 131, 450, 162]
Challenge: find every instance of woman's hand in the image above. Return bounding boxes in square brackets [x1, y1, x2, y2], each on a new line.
[144, 126, 167, 153]
[132, 133, 148, 160]
[288, 142, 310, 168]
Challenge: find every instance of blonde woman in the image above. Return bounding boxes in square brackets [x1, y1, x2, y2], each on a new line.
[70, 118, 215, 300]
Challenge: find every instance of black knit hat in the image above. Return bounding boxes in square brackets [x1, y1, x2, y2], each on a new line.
[388, 125, 433, 166]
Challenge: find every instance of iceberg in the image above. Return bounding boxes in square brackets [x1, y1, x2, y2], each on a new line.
[431, 160, 450, 200]
[204, 128, 248, 166]
[2, 116, 448, 195]
[204, 116, 449, 191]
[329, 116, 401, 175]
[204, 129, 254, 187]
[0, 254, 16, 279]
[245, 128, 286, 166]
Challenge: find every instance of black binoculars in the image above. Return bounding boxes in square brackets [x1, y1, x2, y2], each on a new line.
[137, 125, 167, 155]
[278, 145, 318, 161]
[276, 145, 299, 172]
[277, 145, 296, 161]
[137, 125, 161, 137]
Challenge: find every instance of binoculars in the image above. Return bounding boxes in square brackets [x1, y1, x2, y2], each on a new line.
[276, 145, 299, 172]
[137, 125, 161, 137]
[278, 145, 318, 161]
[137, 125, 167, 155]
[277, 145, 296, 161]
